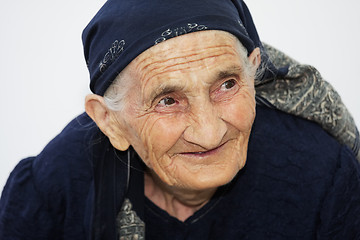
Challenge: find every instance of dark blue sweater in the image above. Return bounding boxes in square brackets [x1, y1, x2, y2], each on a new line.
[1, 106, 359, 239]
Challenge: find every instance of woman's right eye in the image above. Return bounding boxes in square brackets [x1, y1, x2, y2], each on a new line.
[157, 97, 177, 107]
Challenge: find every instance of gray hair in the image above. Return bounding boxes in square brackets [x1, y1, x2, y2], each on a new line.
[104, 70, 131, 112]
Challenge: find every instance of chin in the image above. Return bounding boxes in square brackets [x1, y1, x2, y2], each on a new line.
[176, 163, 244, 191]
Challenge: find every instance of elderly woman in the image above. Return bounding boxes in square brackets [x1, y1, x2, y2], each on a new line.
[1, 0, 360, 239]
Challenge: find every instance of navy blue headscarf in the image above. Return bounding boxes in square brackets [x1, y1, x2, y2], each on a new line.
[82, 0, 284, 96]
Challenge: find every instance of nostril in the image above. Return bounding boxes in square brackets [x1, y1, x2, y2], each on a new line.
[183, 116, 227, 150]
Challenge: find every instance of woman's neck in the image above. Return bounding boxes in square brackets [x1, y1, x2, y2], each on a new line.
[144, 170, 217, 222]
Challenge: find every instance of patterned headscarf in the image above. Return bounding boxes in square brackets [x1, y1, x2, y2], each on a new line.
[82, 0, 285, 96]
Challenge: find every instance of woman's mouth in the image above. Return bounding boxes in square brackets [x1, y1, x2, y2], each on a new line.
[180, 141, 227, 158]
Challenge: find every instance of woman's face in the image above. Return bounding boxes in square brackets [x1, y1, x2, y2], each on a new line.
[113, 31, 257, 191]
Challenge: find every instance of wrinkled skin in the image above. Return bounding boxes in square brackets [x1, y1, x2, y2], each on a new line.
[114, 31, 258, 190]
[87, 30, 260, 220]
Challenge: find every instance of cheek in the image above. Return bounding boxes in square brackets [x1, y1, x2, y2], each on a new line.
[133, 114, 186, 166]
[222, 89, 256, 131]
[152, 117, 184, 150]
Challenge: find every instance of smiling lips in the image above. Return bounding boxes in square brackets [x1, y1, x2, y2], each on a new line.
[180, 141, 227, 158]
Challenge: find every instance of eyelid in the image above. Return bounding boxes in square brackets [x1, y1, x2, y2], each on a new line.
[221, 79, 237, 88]
[210, 78, 242, 102]
[149, 85, 184, 106]
[151, 92, 175, 107]
[154, 95, 187, 113]
[157, 96, 176, 106]
[212, 77, 240, 92]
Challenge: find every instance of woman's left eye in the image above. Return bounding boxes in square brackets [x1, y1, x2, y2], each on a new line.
[211, 79, 240, 102]
[220, 79, 237, 90]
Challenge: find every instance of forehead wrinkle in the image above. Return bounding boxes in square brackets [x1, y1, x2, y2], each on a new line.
[161, 52, 234, 73]
[137, 45, 239, 96]
[139, 44, 237, 72]
[142, 52, 227, 88]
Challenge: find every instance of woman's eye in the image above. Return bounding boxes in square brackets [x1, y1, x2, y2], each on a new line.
[221, 79, 236, 90]
[157, 97, 176, 107]
[211, 78, 240, 102]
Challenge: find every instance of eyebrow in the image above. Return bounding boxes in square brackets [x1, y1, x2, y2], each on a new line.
[148, 84, 184, 103]
[217, 66, 244, 80]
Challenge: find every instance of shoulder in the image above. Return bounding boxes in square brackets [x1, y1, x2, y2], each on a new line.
[31, 113, 100, 193]
[247, 105, 360, 201]
[0, 113, 100, 238]
[250, 105, 345, 167]
[5, 112, 105, 212]
[34, 112, 98, 165]
[240, 106, 360, 237]
[246, 105, 356, 197]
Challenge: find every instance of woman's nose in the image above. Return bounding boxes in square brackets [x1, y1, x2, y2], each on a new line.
[183, 103, 227, 150]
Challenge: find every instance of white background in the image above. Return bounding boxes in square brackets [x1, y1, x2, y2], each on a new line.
[1, 0, 359, 190]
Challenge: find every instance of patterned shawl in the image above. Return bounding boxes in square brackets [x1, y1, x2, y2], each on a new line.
[256, 43, 360, 162]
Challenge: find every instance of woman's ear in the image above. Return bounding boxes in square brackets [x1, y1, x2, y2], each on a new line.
[248, 47, 261, 74]
[85, 94, 130, 151]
